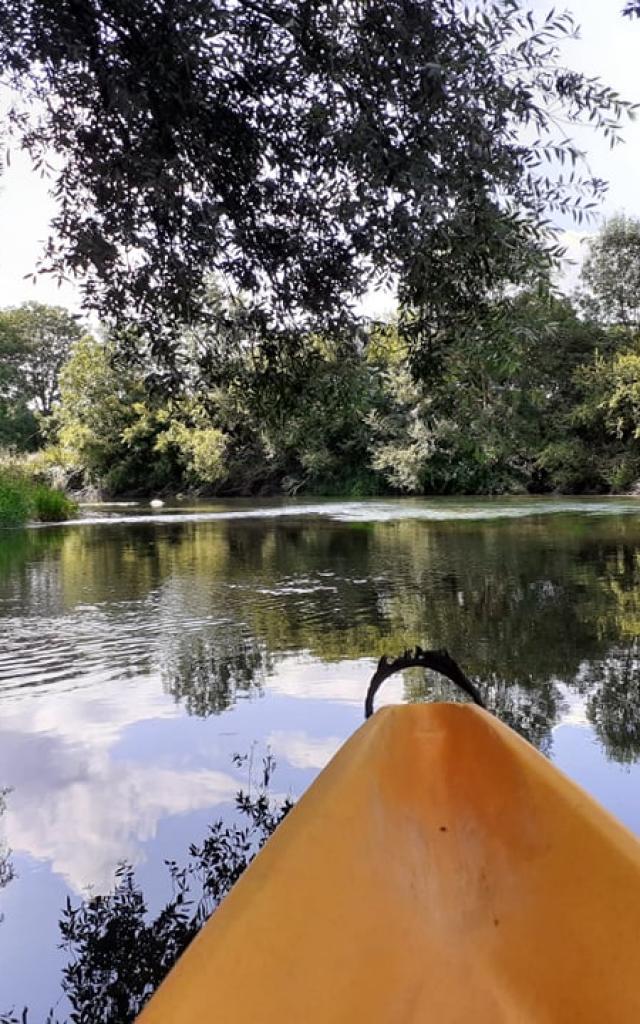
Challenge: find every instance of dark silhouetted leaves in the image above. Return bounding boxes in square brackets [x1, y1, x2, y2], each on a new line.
[0, 2, 634, 371]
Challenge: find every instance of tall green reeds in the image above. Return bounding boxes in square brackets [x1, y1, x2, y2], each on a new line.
[0, 467, 76, 527]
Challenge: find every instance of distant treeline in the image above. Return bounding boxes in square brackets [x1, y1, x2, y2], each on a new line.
[3, 216, 640, 498]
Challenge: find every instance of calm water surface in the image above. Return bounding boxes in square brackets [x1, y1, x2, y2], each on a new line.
[2, 496, 640, 1016]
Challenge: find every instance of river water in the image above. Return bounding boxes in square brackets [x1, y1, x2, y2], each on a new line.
[2, 496, 640, 1017]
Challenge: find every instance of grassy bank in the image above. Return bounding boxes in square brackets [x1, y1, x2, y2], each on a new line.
[0, 470, 76, 527]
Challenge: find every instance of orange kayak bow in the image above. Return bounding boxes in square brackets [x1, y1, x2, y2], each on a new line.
[139, 701, 640, 1023]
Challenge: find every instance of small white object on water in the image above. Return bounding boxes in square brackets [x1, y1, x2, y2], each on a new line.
[150, 498, 165, 508]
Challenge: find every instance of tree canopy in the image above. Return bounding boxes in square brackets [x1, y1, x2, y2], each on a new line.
[0, 302, 83, 450]
[0, 1, 634, 371]
[580, 216, 640, 332]
[0, 302, 84, 416]
[25, 215, 637, 498]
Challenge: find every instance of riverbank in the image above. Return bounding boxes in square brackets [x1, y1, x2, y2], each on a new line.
[1, 449, 636, 529]
[64, 479, 639, 506]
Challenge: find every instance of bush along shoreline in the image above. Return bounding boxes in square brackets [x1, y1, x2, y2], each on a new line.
[4, 217, 640, 501]
[0, 470, 76, 527]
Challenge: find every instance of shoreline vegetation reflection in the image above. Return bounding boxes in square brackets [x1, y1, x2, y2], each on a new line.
[4, 502, 640, 758]
[3, 500, 640, 1019]
[0, 789, 14, 908]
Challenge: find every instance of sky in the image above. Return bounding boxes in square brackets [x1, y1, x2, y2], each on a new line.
[0, 0, 638, 316]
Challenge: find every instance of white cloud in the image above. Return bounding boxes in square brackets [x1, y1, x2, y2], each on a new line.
[553, 685, 590, 730]
[4, 753, 237, 893]
[0, 677, 238, 892]
[268, 730, 343, 771]
[1, 674, 180, 749]
[266, 655, 405, 708]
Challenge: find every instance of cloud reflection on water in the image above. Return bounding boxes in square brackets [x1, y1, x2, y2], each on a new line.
[0, 678, 238, 893]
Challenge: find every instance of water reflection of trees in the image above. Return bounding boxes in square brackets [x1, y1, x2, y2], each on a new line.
[0, 763, 290, 1024]
[8, 511, 640, 761]
[219, 516, 637, 680]
[482, 679, 562, 754]
[584, 645, 640, 763]
[0, 529, 64, 608]
[0, 788, 14, 919]
[162, 630, 272, 716]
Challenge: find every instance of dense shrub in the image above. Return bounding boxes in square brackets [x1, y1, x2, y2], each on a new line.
[0, 474, 33, 526]
[0, 466, 76, 527]
[47, 288, 636, 499]
[28, 484, 76, 523]
[16, 222, 640, 499]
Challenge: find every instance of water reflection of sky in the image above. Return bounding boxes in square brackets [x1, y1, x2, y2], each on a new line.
[2, 663, 640, 1019]
[0, 660, 403, 894]
[0, 655, 406, 1019]
[3, 498, 640, 1017]
[553, 722, 640, 837]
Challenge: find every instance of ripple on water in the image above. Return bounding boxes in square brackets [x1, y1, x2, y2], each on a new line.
[0, 602, 238, 693]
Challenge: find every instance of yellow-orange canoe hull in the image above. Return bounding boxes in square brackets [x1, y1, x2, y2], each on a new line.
[139, 704, 640, 1023]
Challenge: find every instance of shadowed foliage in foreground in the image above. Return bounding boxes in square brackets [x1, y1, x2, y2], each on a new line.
[0, 2, 633, 370]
